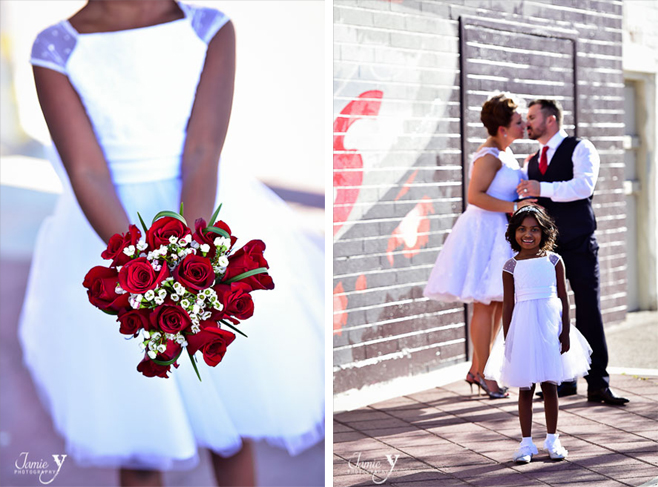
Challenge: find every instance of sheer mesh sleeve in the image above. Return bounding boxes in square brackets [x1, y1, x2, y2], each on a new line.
[502, 258, 517, 275]
[549, 252, 561, 266]
[187, 6, 230, 44]
[30, 23, 77, 75]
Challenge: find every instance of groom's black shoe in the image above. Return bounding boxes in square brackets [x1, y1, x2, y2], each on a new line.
[587, 387, 629, 405]
[536, 381, 577, 399]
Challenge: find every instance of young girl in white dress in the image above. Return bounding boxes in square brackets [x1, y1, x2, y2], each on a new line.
[23, 1, 323, 485]
[484, 206, 592, 463]
[423, 94, 537, 398]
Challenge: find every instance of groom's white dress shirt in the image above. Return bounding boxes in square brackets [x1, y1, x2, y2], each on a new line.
[525, 129, 600, 202]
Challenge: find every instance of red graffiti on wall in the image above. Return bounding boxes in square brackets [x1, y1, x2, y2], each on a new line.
[355, 274, 367, 292]
[333, 90, 384, 236]
[333, 281, 348, 336]
[386, 196, 435, 266]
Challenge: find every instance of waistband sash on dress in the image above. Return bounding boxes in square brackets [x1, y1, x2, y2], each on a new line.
[515, 285, 557, 302]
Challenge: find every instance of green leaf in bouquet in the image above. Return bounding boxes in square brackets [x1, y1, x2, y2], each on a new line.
[187, 348, 202, 382]
[202, 226, 230, 238]
[180, 202, 184, 217]
[209, 203, 223, 226]
[219, 319, 248, 338]
[222, 267, 269, 284]
[137, 212, 149, 234]
[100, 308, 119, 316]
[152, 210, 188, 227]
[150, 347, 183, 366]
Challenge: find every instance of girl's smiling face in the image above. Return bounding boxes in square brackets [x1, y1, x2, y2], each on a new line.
[515, 215, 542, 251]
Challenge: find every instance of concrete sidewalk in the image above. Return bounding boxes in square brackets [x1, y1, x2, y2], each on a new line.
[334, 373, 658, 486]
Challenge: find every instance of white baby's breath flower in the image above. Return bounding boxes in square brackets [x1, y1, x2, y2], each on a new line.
[137, 242, 148, 251]
[217, 256, 229, 268]
[180, 299, 190, 308]
[197, 293, 206, 302]
[190, 241, 200, 249]
[200, 243, 210, 253]
[147, 350, 157, 360]
[151, 262, 162, 271]
[154, 296, 164, 306]
[191, 324, 201, 334]
[171, 294, 180, 302]
[171, 254, 178, 261]
[115, 284, 127, 295]
[158, 289, 167, 299]
[141, 329, 150, 339]
[202, 311, 212, 320]
[193, 304, 200, 314]
[144, 290, 155, 301]
[157, 344, 166, 353]
[139, 252, 147, 258]
[158, 245, 168, 254]
[169, 236, 178, 245]
[147, 252, 154, 261]
[182, 340, 188, 347]
[148, 341, 156, 351]
[138, 341, 146, 350]
[151, 331, 161, 340]
[116, 266, 123, 272]
[122, 245, 136, 257]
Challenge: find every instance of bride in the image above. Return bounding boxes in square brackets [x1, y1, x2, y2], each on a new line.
[22, 1, 324, 485]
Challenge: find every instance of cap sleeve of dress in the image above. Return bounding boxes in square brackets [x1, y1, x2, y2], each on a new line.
[549, 252, 561, 266]
[503, 258, 517, 275]
[185, 5, 230, 44]
[30, 22, 77, 75]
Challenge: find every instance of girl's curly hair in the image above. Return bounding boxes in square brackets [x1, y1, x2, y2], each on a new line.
[505, 205, 559, 252]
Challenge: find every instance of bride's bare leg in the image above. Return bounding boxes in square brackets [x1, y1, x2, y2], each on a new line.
[119, 469, 162, 487]
[471, 302, 503, 392]
[491, 301, 503, 350]
[210, 441, 256, 487]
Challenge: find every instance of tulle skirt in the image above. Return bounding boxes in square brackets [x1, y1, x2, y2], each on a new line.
[424, 205, 513, 305]
[18, 158, 325, 470]
[484, 296, 592, 389]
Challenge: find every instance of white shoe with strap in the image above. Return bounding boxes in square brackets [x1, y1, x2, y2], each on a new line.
[513, 441, 538, 464]
[544, 435, 568, 460]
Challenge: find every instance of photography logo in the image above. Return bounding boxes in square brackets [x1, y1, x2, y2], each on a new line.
[347, 452, 400, 484]
[14, 452, 67, 485]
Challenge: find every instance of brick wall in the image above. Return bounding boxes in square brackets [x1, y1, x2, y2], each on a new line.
[333, 0, 626, 396]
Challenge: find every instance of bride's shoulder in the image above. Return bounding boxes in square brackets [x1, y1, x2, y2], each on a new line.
[471, 146, 502, 169]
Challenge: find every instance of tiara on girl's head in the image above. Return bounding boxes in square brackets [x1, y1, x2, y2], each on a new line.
[514, 205, 540, 215]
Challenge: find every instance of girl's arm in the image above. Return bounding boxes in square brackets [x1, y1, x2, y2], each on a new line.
[502, 270, 515, 339]
[556, 258, 570, 354]
[180, 20, 236, 224]
[467, 154, 537, 212]
[33, 67, 130, 244]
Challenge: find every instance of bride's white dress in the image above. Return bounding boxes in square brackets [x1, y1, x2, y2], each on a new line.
[23, 3, 324, 470]
[423, 147, 523, 304]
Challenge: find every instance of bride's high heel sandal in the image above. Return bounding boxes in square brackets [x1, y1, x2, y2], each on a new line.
[477, 374, 509, 399]
[465, 371, 482, 395]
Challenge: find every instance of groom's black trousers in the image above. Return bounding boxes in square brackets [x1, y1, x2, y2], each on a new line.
[556, 233, 610, 391]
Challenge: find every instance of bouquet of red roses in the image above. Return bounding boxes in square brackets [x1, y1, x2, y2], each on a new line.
[83, 204, 274, 380]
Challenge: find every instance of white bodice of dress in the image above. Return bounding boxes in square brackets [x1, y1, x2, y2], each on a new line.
[30, 3, 229, 185]
[469, 147, 523, 202]
[503, 252, 561, 302]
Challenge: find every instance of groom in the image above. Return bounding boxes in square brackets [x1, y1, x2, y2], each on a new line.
[517, 99, 629, 406]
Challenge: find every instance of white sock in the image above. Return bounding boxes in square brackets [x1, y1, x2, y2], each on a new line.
[520, 436, 534, 446]
[546, 433, 559, 444]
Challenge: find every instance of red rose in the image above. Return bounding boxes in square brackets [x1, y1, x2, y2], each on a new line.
[213, 282, 254, 324]
[146, 216, 191, 250]
[83, 265, 129, 313]
[149, 304, 191, 334]
[187, 324, 236, 367]
[193, 218, 237, 259]
[137, 357, 171, 378]
[101, 224, 142, 267]
[224, 240, 274, 291]
[173, 254, 215, 291]
[118, 257, 169, 294]
[117, 308, 150, 336]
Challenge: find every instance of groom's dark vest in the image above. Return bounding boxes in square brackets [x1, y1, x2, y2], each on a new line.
[527, 136, 596, 244]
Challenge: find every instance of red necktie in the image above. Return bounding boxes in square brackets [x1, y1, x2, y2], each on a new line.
[539, 146, 549, 175]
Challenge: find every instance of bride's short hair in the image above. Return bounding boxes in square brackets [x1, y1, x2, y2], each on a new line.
[480, 94, 518, 136]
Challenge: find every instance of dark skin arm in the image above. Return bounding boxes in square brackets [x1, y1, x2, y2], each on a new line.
[556, 258, 570, 354]
[502, 270, 515, 339]
[180, 20, 236, 225]
[33, 66, 130, 245]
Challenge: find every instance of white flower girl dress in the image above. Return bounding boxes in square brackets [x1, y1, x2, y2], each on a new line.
[21, 3, 324, 470]
[484, 252, 592, 388]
